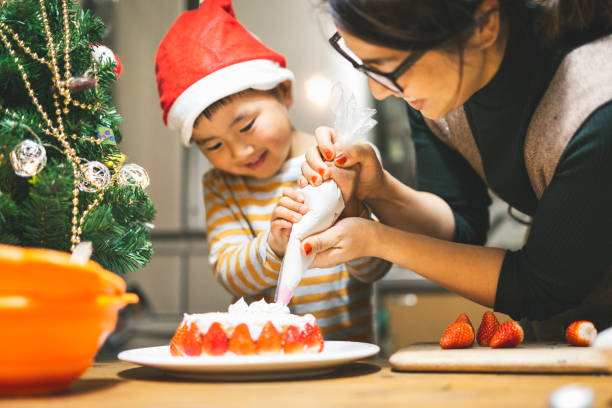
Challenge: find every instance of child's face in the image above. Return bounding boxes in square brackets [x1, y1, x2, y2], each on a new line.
[191, 87, 293, 178]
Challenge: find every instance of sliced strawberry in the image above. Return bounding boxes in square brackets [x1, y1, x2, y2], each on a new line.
[439, 322, 474, 349]
[182, 322, 204, 356]
[489, 321, 524, 348]
[455, 313, 474, 332]
[303, 323, 324, 353]
[476, 311, 500, 347]
[283, 325, 305, 354]
[228, 323, 256, 355]
[169, 323, 188, 356]
[256, 321, 282, 354]
[202, 322, 229, 356]
[566, 320, 597, 347]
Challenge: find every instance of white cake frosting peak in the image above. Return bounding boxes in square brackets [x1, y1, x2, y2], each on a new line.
[227, 297, 249, 313]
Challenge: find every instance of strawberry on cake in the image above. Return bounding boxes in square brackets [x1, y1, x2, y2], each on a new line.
[169, 298, 324, 356]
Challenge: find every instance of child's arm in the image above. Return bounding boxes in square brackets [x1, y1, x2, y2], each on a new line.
[204, 172, 283, 297]
[346, 256, 392, 282]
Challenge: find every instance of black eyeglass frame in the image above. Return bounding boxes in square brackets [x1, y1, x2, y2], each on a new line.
[329, 31, 425, 94]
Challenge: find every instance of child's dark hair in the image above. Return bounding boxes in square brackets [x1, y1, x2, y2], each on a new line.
[325, 0, 612, 52]
[194, 87, 284, 128]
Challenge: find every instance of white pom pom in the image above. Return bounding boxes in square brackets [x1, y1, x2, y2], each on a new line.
[91, 44, 123, 76]
[92, 44, 115, 64]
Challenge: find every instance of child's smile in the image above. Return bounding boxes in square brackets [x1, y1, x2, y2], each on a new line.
[244, 150, 268, 170]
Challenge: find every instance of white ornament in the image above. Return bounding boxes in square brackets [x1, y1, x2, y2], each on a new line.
[77, 161, 111, 192]
[91, 44, 122, 76]
[10, 139, 47, 177]
[118, 163, 150, 189]
[91, 44, 115, 65]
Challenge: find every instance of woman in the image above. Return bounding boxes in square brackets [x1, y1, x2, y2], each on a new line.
[300, 0, 612, 340]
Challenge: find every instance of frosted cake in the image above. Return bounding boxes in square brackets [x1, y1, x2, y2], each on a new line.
[169, 298, 324, 356]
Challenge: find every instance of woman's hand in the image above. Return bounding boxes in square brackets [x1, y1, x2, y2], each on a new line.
[298, 126, 385, 202]
[268, 188, 308, 257]
[301, 217, 378, 268]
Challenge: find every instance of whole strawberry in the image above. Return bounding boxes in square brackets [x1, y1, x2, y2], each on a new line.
[440, 322, 474, 349]
[489, 321, 524, 348]
[182, 322, 204, 356]
[566, 320, 597, 346]
[228, 323, 256, 355]
[477, 311, 500, 346]
[455, 313, 474, 332]
[202, 322, 229, 356]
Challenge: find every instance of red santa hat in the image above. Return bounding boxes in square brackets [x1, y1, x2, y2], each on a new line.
[155, 0, 294, 146]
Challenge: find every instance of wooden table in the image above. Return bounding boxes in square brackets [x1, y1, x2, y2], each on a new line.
[3, 359, 612, 408]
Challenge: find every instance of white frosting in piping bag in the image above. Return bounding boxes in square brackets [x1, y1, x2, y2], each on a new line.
[274, 181, 344, 305]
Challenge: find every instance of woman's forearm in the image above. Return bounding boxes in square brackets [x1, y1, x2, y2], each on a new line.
[365, 170, 456, 241]
[369, 222, 505, 307]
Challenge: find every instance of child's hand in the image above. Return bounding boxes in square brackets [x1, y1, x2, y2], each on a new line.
[268, 188, 308, 257]
[298, 126, 385, 203]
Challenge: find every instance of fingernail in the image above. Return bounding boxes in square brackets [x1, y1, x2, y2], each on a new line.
[311, 176, 318, 184]
[303, 242, 312, 256]
[300, 205, 308, 214]
[324, 149, 334, 161]
[335, 154, 347, 165]
[318, 168, 326, 177]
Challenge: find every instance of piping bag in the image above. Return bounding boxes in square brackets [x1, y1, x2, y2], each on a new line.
[274, 84, 377, 305]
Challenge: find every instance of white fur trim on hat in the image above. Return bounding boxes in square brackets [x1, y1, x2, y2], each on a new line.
[167, 59, 294, 146]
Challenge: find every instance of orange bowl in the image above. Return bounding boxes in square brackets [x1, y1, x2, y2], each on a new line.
[0, 244, 138, 395]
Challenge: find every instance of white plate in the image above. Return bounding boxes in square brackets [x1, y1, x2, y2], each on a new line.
[117, 341, 379, 381]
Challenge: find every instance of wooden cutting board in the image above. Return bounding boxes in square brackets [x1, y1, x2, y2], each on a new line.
[389, 343, 611, 373]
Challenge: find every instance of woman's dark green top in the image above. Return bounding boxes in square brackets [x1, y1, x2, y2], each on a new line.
[407, 21, 612, 321]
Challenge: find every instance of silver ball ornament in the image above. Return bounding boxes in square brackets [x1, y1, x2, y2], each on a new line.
[10, 139, 47, 177]
[77, 161, 111, 192]
[118, 163, 150, 189]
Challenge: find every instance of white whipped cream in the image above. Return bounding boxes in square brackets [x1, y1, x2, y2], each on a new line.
[182, 298, 315, 340]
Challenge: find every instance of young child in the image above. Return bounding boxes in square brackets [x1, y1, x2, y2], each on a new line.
[155, 0, 390, 341]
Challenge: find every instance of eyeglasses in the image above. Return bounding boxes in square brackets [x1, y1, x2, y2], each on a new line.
[329, 31, 424, 94]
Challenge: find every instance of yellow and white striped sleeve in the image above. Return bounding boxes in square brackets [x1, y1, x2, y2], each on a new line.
[345, 256, 391, 283]
[204, 177, 281, 297]
[345, 200, 392, 282]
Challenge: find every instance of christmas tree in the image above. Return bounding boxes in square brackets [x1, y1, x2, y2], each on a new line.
[0, 0, 155, 274]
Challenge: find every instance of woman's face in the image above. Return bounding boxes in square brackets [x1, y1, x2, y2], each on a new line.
[337, 18, 503, 119]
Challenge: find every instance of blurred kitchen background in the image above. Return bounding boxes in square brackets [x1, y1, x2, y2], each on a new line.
[85, 0, 529, 359]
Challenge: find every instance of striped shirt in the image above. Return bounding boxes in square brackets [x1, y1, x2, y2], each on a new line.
[203, 155, 391, 341]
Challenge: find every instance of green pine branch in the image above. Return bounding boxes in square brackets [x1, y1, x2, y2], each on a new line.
[0, 0, 155, 273]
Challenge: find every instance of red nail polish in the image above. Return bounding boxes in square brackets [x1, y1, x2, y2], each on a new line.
[335, 154, 347, 165]
[324, 149, 334, 161]
[303, 242, 312, 256]
[311, 176, 318, 184]
[318, 168, 326, 177]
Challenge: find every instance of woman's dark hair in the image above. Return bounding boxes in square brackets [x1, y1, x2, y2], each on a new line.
[536, 0, 612, 41]
[325, 0, 612, 52]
